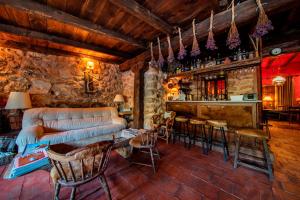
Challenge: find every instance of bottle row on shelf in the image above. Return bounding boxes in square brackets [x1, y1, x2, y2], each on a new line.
[170, 49, 256, 74]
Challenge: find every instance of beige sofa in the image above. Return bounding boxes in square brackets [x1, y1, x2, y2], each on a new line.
[16, 107, 126, 152]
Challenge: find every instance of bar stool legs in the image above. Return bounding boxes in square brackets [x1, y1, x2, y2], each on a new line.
[234, 129, 274, 180]
[173, 116, 189, 148]
[189, 123, 208, 154]
[207, 120, 229, 161]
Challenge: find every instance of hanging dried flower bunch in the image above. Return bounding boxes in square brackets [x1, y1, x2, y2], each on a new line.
[149, 42, 156, 67]
[226, 1, 241, 49]
[167, 35, 175, 63]
[206, 10, 217, 50]
[177, 27, 186, 60]
[157, 37, 165, 68]
[191, 19, 200, 57]
[252, 0, 273, 38]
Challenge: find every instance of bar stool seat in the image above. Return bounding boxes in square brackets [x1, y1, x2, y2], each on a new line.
[190, 118, 206, 125]
[173, 116, 189, 147]
[207, 119, 229, 161]
[234, 128, 273, 180]
[235, 129, 268, 139]
[207, 120, 227, 128]
[175, 116, 189, 122]
[188, 118, 208, 154]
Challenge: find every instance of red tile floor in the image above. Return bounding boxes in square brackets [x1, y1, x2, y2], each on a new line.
[0, 121, 299, 200]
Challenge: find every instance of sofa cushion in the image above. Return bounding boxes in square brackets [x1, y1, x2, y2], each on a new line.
[39, 123, 125, 145]
[22, 107, 117, 132]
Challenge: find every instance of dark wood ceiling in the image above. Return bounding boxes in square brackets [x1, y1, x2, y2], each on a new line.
[0, 0, 220, 63]
[0, 0, 298, 67]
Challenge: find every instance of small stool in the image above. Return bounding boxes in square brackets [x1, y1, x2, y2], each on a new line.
[234, 129, 273, 180]
[189, 118, 208, 154]
[207, 120, 229, 161]
[173, 116, 189, 147]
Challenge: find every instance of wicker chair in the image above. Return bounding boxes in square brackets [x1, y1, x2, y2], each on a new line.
[47, 141, 114, 200]
[129, 130, 160, 173]
[151, 111, 176, 143]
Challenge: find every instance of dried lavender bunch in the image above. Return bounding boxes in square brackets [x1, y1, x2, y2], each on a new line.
[191, 19, 200, 57]
[157, 37, 165, 68]
[167, 35, 175, 63]
[177, 27, 186, 60]
[206, 30, 217, 50]
[206, 10, 218, 50]
[226, 2, 240, 49]
[252, 0, 273, 38]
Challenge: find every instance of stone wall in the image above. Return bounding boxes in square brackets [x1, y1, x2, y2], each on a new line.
[0, 46, 129, 108]
[121, 70, 134, 109]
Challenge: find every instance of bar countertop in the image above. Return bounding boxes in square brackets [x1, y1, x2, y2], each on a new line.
[166, 100, 262, 103]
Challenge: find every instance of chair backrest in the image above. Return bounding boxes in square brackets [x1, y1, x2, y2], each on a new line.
[139, 130, 158, 148]
[47, 141, 113, 185]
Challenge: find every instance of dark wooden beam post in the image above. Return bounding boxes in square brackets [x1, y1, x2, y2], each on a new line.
[0, 0, 145, 48]
[0, 23, 132, 60]
[131, 61, 146, 128]
[108, 0, 174, 34]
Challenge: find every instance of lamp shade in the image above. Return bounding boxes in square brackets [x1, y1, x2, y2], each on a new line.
[5, 92, 32, 109]
[113, 94, 124, 103]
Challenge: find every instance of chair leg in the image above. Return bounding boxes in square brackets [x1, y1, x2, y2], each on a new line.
[155, 147, 160, 159]
[201, 125, 208, 155]
[70, 187, 76, 200]
[262, 139, 274, 180]
[220, 127, 228, 161]
[234, 135, 241, 168]
[99, 175, 112, 200]
[54, 183, 61, 200]
[149, 148, 156, 173]
[209, 126, 213, 151]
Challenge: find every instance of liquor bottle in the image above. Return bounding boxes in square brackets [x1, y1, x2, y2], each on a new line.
[242, 49, 247, 60]
[204, 57, 208, 68]
[216, 53, 221, 65]
[238, 48, 242, 61]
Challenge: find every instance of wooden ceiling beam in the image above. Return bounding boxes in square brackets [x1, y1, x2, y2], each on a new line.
[108, 0, 174, 34]
[0, 0, 145, 48]
[120, 0, 298, 71]
[0, 23, 132, 59]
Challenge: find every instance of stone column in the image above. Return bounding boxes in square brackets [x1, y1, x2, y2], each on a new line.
[144, 66, 163, 129]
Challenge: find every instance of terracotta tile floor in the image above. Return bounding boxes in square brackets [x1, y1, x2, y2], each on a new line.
[0, 121, 300, 200]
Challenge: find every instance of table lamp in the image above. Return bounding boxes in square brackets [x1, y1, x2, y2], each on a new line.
[5, 92, 32, 130]
[113, 94, 124, 112]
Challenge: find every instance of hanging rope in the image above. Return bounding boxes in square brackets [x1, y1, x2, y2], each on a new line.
[177, 27, 186, 60]
[252, 0, 273, 38]
[167, 35, 175, 63]
[206, 10, 217, 50]
[191, 19, 200, 57]
[226, 1, 240, 49]
[157, 37, 165, 68]
[150, 42, 156, 67]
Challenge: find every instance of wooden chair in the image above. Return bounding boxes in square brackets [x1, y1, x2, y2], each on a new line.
[151, 111, 176, 143]
[129, 130, 160, 173]
[47, 141, 114, 200]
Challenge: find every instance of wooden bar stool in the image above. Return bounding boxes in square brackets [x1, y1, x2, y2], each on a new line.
[173, 116, 189, 147]
[207, 120, 229, 161]
[234, 128, 273, 180]
[189, 118, 208, 154]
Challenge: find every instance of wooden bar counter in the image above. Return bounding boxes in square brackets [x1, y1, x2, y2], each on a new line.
[166, 100, 262, 128]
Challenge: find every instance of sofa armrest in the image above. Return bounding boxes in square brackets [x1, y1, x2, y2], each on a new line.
[16, 125, 44, 152]
[111, 117, 127, 127]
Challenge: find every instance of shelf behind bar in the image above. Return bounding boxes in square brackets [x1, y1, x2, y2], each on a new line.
[167, 58, 261, 78]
